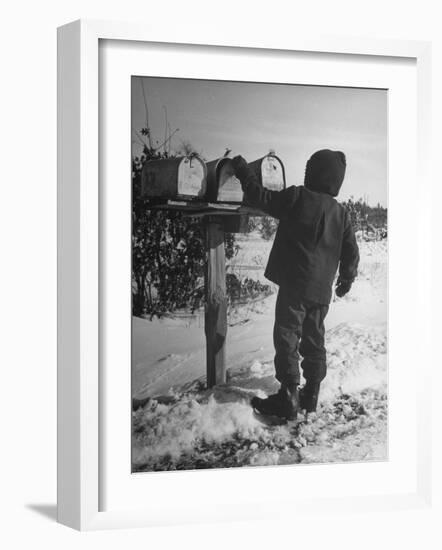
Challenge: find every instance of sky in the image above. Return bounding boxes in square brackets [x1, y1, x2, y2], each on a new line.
[132, 77, 387, 206]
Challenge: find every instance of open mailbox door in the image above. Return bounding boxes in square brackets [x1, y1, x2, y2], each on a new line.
[206, 157, 243, 203]
[206, 153, 286, 204]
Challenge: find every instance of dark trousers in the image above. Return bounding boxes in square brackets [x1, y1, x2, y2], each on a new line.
[273, 286, 329, 386]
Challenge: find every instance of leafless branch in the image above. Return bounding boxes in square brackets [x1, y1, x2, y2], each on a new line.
[163, 106, 169, 154]
[153, 128, 180, 152]
[168, 123, 172, 155]
[132, 128, 148, 148]
[139, 78, 153, 149]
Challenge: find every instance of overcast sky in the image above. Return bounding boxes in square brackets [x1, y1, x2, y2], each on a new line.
[132, 77, 387, 206]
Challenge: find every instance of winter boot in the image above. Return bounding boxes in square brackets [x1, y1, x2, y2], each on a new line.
[251, 383, 299, 421]
[299, 381, 321, 413]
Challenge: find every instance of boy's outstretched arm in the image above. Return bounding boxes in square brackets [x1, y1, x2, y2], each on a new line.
[231, 155, 300, 219]
[336, 209, 360, 297]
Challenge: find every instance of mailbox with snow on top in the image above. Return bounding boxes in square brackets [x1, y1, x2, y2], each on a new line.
[141, 155, 207, 200]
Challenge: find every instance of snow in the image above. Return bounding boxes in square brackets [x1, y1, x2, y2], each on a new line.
[132, 237, 388, 471]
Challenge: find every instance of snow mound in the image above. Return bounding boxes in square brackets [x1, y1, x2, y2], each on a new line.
[249, 360, 273, 378]
[321, 322, 387, 401]
[132, 393, 267, 469]
[132, 385, 388, 472]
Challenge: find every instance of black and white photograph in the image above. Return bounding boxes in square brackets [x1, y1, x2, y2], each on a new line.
[4, 0, 439, 542]
[131, 76, 388, 472]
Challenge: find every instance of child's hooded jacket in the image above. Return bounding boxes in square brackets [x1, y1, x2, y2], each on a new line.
[242, 150, 360, 305]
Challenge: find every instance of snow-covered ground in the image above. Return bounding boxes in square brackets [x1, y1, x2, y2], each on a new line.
[132, 235, 388, 471]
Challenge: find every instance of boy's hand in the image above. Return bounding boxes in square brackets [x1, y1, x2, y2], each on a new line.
[335, 277, 352, 298]
[231, 155, 250, 184]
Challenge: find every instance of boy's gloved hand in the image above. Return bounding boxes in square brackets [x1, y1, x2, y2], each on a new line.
[231, 155, 250, 185]
[335, 277, 352, 298]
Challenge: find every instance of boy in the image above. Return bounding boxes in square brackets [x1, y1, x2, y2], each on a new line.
[231, 150, 360, 421]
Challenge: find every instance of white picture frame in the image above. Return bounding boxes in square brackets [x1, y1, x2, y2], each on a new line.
[57, 19, 432, 531]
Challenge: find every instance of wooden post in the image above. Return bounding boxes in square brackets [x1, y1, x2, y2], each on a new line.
[204, 216, 227, 387]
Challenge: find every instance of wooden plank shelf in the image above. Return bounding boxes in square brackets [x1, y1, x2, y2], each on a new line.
[145, 199, 266, 218]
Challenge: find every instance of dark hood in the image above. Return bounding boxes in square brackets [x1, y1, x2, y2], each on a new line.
[304, 149, 346, 197]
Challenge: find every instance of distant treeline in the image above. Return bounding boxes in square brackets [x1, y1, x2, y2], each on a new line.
[342, 197, 387, 233]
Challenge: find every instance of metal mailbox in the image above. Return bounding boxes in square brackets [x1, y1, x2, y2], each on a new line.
[248, 153, 286, 191]
[206, 157, 244, 203]
[141, 155, 207, 200]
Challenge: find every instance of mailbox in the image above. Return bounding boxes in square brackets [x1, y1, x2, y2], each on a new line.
[206, 157, 244, 203]
[207, 153, 286, 203]
[248, 153, 286, 191]
[141, 155, 207, 200]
